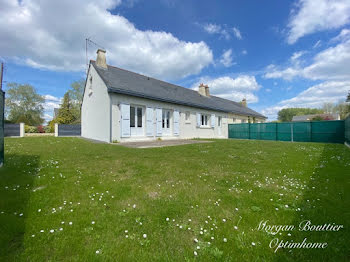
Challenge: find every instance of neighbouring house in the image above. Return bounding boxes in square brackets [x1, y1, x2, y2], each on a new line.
[81, 49, 266, 143]
[292, 113, 340, 122]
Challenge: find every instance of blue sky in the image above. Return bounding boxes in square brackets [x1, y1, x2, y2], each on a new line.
[1, 0, 350, 122]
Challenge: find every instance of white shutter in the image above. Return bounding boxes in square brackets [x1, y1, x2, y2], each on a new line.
[211, 114, 215, 127]
[173, 110, 179, 136]
[120, 104, 130, 137]
[146, 107, 154, 136]
[156, 108, 162, 136]
[196, 113, 201, 127]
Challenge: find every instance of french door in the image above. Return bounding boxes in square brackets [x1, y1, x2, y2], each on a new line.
[162, 109, 171, 135]
[130, 106, 144, 136]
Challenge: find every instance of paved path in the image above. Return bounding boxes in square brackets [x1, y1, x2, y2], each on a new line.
[118, 139, 213, 148]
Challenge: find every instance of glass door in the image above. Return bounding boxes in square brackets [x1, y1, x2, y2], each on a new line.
[130, 106, 144, 136]
[162, 109, 171, 135]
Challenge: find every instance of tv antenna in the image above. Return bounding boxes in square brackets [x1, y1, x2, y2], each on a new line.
[85, 37, 105, 74]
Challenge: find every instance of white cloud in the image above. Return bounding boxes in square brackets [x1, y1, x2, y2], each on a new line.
[287, 0, 350, 44]
[201, 23, 243, 40]
[313, 40, 322, 49]
[202, 23, 230, 40]
[262, 81, 350, 119]
[43, 94, 62, 123]
[232, 27, 242, 40]
[0, 0, 213, 80]
[242, 50, 248, 55]
[265, 37, 350, 81]
[192, 75, 261, 103]
[219, 49, 234, 67]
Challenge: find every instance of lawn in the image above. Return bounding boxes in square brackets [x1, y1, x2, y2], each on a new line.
[1, 137, 349, 261]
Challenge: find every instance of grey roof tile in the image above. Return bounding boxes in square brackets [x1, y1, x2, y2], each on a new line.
[92, 61, 266, 118]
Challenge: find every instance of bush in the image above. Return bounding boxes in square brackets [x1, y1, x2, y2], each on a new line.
[37, 125, 45, 133]
[43, 126, 52, 133]
[25, 125, 38, 133]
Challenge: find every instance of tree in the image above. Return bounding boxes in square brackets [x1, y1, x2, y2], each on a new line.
[67, 79, 85, 122]
[55, 92, 76, 124]
[347, 91, 350, 102]
[334, 102, 350, 119]
[277, 108, 323, 122]
[5, 83, 44, 125]
[322, 102, 335, 114]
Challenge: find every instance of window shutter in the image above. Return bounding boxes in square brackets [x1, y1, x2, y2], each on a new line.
[196, 113, 201, 127]
[120, 104, 130, 137]
[156, 108, 162, 136]
[173, 110, 179, 136]
[146, 107, 154, 136]
[211, 114, 215, 127]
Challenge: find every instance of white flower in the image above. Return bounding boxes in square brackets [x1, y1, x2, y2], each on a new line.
[92, 221, 95, 225]
[211, 236, 214, 240]
[196, 246, 200, 250]
[188, 219, 191, 222]
[125, 230, 128, 233]
[194, 251, 198, 256]
[234, 226, 238, 230]
[50, 229, 54, 233]
[69, 222, 73, 225]
[235, 208, 239, 211]
[179, 225, 183, 229]
[59, 228, 63, 231]
[194, 238, 198, 243]
[125, 235, 129, 238]
[223, 238, 227, 242]
[31, 234, 35, 237]
[222, 219, 226, 222]
[38, 209, 41, 212]
[40, 230, 44, 233]
[252, 242, 256, 246]
[19, 213, 23, 216]
[166, 218, 169, 221]
[275, 208, 279, 211]
[96, 250, 100, 254]
[61, 221, 65, 224]
[200, 231, 203, 235]
[133, 204, 136, 208]
[143, 234, 147, 238]
[285, 205, 289, 208]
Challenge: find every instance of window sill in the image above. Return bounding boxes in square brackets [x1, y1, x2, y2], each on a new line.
[199, 126, 212, 129]
[185, 121, 191, 124]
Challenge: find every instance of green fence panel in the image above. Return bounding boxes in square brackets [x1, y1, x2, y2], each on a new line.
[277, 122, 292, 141]
[311, 120, 345, 143]
[228, 120, 346, 144]
[250, 123, 259, 140]
[259, 123, 277, 140]
[228, 123, 249, 139]
[346, 116, 350, 144]
[0, 90, 4, 167]
[292, 122, 311, 142]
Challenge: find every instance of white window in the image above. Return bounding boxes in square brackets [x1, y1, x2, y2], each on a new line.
[185, 111, 190, 123]
[201, 114, 209, 126]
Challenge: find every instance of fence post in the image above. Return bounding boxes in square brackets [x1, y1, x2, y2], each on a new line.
[20, 123, 25, 137]
[55, 123, 58, 137]
[310, 122, 313, 142]
[248, 123, 250, 139]
[291, 122, 294, 142]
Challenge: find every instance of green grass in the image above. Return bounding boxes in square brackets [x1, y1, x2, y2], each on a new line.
[0, 137, 349, 261]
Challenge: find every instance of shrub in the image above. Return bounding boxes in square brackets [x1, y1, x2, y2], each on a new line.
[43, 126, 52, 133]
[25, 125, 38, 133]
[37, 125, 45, 133]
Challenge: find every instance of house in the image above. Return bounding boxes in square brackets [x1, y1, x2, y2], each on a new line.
[81, 49, 266, 143]
[292, 113, 340, 122]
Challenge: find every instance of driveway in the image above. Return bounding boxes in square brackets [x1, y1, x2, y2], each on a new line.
[118, 139, 213, 148]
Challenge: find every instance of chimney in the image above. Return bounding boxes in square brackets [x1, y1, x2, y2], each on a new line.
[96, 49, 107, 69]
[198, 83, 210, 97]
[241, 98, 247, 107]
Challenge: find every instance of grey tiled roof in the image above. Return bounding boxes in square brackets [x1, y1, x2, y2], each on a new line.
[92, 61, 266, 118]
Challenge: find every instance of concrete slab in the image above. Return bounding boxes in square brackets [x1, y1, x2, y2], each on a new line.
[118, 139, 213, 148]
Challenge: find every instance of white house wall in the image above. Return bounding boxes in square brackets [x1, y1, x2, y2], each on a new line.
[110, 93, 229, 142]
[81, 65, 111, 143]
